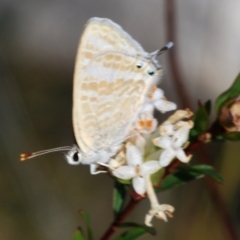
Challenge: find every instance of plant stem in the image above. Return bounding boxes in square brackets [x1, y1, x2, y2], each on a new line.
[100, 192, 143, 240]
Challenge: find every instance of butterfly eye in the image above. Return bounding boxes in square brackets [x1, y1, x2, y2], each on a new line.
[66, 150, 82, 165]
[73, 152, 80, 162]
[136, 63, 143, 68]
[148, 69, 155, 76]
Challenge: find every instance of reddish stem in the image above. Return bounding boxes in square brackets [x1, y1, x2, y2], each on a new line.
[100, 192, 143, 240]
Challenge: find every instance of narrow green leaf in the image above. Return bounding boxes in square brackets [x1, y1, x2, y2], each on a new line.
[215, 73, 240, 113]
[119, 222, 156, 235]
[113, 181, 127, 216]
[221, 132, 240, 141]
[115, 227, 147, 240]
[79, 211, 92, 240]
[204, 100, 212, 115]
[159, 164, 223, 192]
[190, 101, 209, 139]
[159, 170, 203, 191]
[190, 164, 223, 183]
[72, 228, 85, 240]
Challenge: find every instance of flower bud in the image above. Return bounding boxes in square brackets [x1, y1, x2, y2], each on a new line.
[219, 98, 240, 132]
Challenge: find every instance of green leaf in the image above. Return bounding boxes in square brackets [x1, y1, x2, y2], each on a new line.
[119, 222, 156, 235]
[115, 227, 147, 240]
[72, 229, 85, 240]
[159, 164, 223, 192]
[204, 100, 212, 115]
[159, 170, 203, 191]
[190, 164, 223, 183]
[215, 73, 240, 113]
[79, 211, 92, 240]
[220, 132, 240, 141]
[190, 101, 209, 139]
[113, 181, 127, 216]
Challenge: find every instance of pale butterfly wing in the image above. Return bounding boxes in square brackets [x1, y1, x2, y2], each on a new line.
[74, 17, 146, 71]
[73, 18, 162, 163]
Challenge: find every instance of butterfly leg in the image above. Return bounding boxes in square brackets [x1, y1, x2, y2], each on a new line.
[90, 163, 107, 175]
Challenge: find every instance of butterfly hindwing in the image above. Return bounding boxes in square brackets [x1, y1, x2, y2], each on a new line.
[73, 50, 159, 153]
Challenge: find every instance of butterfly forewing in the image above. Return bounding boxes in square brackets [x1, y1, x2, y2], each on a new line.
[74, 17, 145, 71]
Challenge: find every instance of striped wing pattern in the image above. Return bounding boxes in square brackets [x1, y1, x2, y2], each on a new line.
[73, 18, 160, 161]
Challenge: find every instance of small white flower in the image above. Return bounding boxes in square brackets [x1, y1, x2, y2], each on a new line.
[160, 120, 194, 137]
[159, 123, 175, 136]
[145, 204, 175, 226]
[153, 125, 192, 167]
[112, 143, 161, 195]
[130, 113, 158, 148]
[160, 109, 193, 126]
[143, 175, 175, 226]
[135, 113, 158, 134]
[142, 86, 177, 114]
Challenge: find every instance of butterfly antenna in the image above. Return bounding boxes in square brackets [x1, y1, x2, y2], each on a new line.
[20, 146, 73, 161]
[151, 42, 174, 57]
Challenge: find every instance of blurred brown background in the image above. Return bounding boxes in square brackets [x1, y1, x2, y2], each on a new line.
[1, 0, 240, 239]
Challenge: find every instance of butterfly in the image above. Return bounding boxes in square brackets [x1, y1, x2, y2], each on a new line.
[20, 17, 173, 174]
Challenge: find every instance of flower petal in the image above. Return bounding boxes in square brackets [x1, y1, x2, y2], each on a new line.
[132, 176, 146, 195]
[159, 124, 175, 136]
[112, 166, 136, 179]
[173, 127, 190, 147]
[154, 100, 177, 113]
[156, 211, 168, 221]
[134, 133, 146, 149]
[145, 213, 154, 227]
[159, 148, 175, 167]
[126, 143, 142, 166]
[156, 204, 175, 221]
[150, 118, 158, 133]
[140, 103, 154, 114]
[153, 136, 172, 149]
[152, 88, 164, 100]
[175, 149, 191, 163]
[140, 161, 161, 176]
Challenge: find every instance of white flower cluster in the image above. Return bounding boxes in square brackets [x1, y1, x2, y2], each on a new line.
[108, 85, 194, 226]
